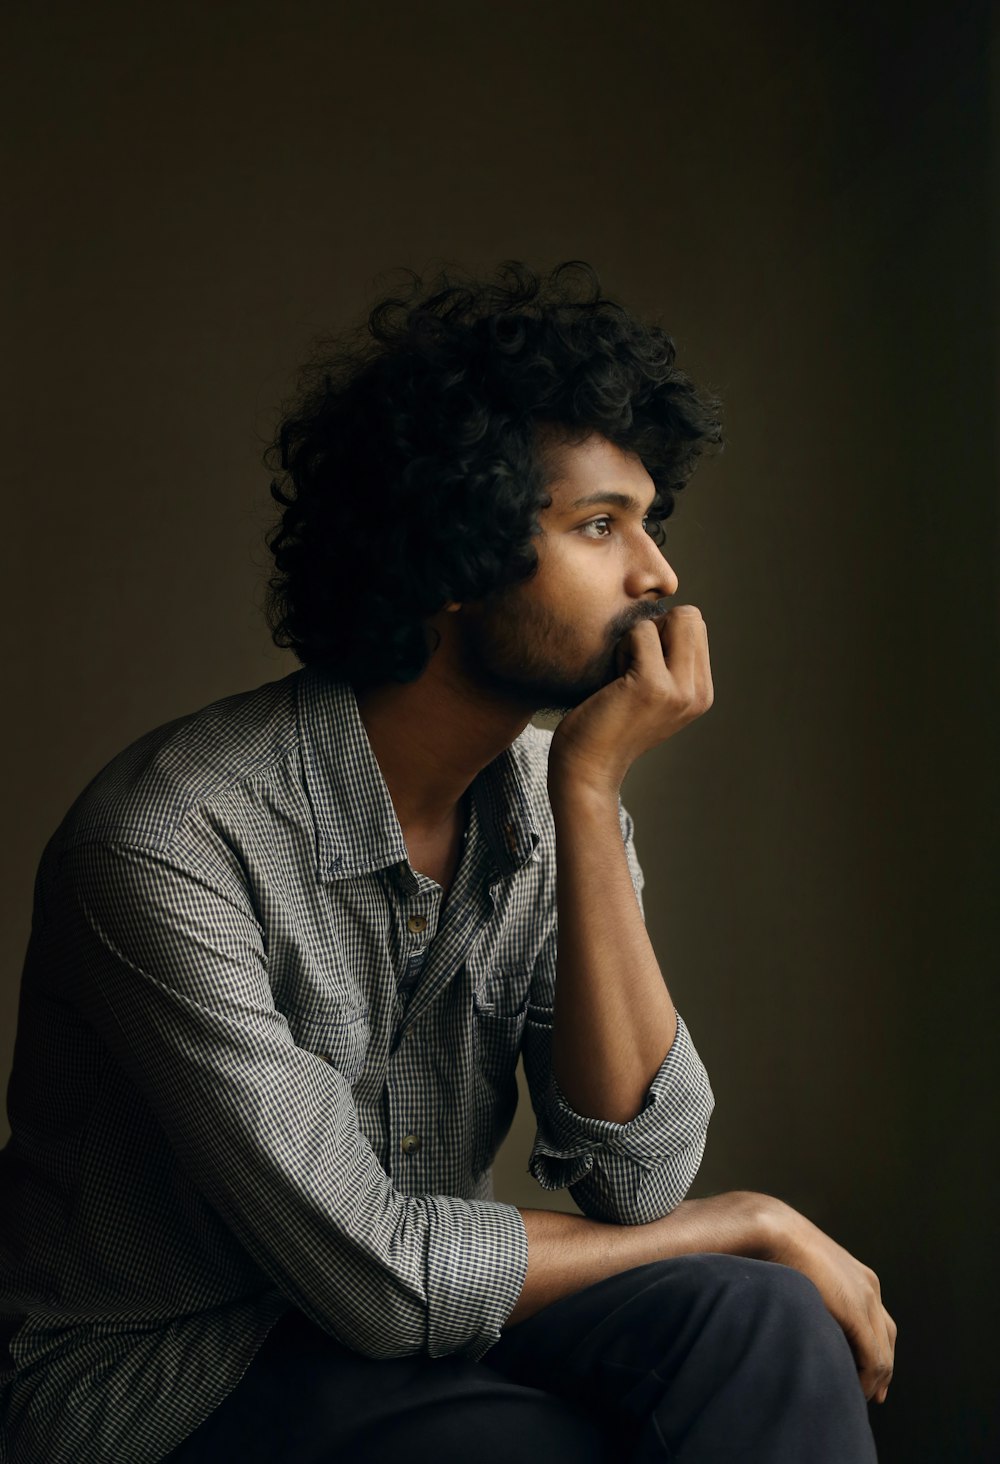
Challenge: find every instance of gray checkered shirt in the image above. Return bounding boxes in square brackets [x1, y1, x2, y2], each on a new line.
[0, 668, 714, 1462]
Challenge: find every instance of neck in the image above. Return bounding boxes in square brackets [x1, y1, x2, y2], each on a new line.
[353, 655, 533, 836]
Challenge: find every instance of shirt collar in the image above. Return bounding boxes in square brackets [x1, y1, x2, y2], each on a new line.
[296, 668, 540, 883]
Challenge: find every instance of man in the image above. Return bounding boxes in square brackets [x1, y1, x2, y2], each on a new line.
[0, 260, 893, 1462]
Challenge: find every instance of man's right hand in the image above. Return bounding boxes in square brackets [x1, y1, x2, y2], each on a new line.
[547, 606, 714, 801]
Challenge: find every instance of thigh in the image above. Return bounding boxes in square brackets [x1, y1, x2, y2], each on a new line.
[483, 1253, 874, 1463]
[485, 1252, 836, 1389]
[485, 1254, 753, 1396]
[168, 1308, 614, 1464]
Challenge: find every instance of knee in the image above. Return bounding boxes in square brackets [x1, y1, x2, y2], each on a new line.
[682, 1252, 823, 1313]
[679, 1254, 847, 1360]
[722, 1254, 824, 1309]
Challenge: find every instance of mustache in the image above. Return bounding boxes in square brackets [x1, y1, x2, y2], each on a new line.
[608, 598, 670, 642]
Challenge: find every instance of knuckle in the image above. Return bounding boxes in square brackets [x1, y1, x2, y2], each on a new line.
[871, 1345, 893, 1378]
[637, 684, 668, 715]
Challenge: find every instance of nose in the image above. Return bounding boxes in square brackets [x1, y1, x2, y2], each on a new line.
[626, 533, 679, 601]
[658, 551, 680, 597]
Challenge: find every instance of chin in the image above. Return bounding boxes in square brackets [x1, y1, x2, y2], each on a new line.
[467, 630, 618, 715]
[529, 669, 613, 715]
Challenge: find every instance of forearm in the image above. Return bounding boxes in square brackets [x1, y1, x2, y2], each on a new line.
[505, 1191, 770, 1327]
[506, 1191, 897, 1408]
[549, 779, 676, 1122]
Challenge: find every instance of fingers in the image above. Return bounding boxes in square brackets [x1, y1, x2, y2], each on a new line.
[874, 1307, 897, 1405]
[854, 1296, 894, 1404]
[834, 1264, 893, 1405]
[624, 617, 672, 680]
[662, 606, 714, 710]
[775, 1222, 895, 1411]
[629, 607, 714, 715]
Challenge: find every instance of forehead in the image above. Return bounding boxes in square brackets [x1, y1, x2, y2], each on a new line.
[538, 430, 654, 511]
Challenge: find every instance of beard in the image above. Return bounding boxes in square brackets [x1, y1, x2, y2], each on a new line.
[454, 589, 659, 715]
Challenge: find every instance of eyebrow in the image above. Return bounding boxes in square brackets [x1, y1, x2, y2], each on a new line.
[567, 490, 655, 513]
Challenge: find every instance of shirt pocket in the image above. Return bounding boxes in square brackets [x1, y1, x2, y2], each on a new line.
[471, 960, 534, 1073]
[282, 1002, 371, 1085]
[472, 988, 530, 1075]
[469, 969, 531, 1175]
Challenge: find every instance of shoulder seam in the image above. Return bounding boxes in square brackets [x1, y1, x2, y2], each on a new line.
[60, 740, 303, 856]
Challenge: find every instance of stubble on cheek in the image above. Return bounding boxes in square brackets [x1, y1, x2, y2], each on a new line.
[459, 583, 646, 711]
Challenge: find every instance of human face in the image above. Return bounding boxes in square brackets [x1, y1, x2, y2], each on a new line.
[456, 431, 680, 713]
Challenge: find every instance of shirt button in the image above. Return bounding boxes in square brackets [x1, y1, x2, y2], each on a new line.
[407, 914, 427, 934]
[400, 1133, 422, 1155]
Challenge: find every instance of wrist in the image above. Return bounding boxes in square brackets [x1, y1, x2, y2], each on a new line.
[642, 1192, 788, 1262]
[547, 731, 627, 803]
[547, 756, 623, 808]
[751, 1193, 806, 1262]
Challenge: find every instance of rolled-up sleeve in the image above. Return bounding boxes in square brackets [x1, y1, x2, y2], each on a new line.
[52, 838, 527, 1360]
[521, 802, 715, 1225]
[525, 1010, 714, 1223]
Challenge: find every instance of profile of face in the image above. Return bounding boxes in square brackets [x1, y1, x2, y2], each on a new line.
[453, 432, 680, 713]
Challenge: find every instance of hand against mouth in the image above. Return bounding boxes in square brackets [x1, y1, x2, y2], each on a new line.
[547, 605, 714, 799]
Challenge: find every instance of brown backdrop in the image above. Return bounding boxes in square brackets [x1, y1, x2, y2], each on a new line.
[3, 3, 998, 1460]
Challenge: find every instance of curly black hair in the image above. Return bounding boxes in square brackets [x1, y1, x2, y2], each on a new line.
[264, 259, 723, 687]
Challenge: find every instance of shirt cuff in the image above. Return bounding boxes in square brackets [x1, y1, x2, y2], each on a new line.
[424, 1196, 528, 1359]
[527, 1012, 714, 1190]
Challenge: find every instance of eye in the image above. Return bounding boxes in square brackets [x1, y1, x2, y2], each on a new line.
[579, 516, 614, 539]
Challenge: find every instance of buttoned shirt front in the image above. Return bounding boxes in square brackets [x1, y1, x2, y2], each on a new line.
[0, 668, 714, 1463]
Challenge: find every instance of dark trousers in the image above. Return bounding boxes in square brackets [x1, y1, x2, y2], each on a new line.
[167, 1254, 878, 1462]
